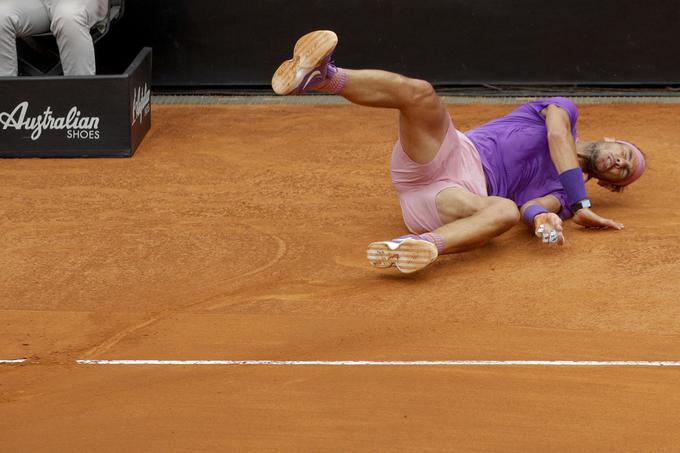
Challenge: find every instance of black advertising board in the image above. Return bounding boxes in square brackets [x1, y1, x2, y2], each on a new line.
[0, 47, 152, 158]
[128, 48, 152, 153]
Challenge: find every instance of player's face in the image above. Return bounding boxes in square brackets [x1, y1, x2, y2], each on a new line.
[590, 141, 638, 183]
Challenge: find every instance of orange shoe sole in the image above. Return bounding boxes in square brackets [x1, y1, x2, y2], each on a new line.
[271, 30, 338, 95]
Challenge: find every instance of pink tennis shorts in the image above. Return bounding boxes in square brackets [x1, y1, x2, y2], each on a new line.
[390, 116, 488, 234]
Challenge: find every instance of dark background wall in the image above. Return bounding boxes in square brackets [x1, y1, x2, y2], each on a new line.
[96, 0, 680, 88]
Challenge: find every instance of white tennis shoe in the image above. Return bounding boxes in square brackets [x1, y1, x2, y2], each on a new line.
[367, 238, 438, 274]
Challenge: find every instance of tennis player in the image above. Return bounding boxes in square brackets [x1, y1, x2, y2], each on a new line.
[272, 30, 646, 273]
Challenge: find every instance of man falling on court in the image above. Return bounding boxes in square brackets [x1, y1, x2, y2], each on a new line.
[271, 30, 646, 274]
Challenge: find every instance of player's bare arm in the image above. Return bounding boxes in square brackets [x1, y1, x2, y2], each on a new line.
[542, 104, 624, 231]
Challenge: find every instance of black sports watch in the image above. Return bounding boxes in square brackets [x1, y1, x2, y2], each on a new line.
[570, 198, 592, 213]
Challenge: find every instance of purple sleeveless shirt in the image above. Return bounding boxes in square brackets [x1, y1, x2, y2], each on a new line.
[465, 97, 578, 219]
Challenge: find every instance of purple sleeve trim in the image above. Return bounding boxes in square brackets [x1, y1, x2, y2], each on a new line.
[533, 97, 579, 130]
[559, 168, 588, 207]
[522, 204, 549, 226]
[524, 97, 579, 138]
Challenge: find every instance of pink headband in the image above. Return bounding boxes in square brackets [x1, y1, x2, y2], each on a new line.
[605, 138, 645, 186]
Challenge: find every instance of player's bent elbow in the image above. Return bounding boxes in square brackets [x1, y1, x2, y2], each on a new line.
[546, 130, 571, 146]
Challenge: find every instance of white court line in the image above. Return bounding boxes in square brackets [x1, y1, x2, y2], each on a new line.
[3, 359, 680, 367]
[76, 360, 680, 367]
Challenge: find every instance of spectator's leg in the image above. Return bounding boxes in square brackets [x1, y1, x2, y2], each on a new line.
[48, 0, 106, 76]
[0, 0, 50, 77]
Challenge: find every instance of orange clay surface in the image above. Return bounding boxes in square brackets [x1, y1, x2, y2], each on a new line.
[1, 103, 680, 451]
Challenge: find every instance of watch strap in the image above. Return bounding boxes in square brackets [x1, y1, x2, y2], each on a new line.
[570, 198, 592, 213]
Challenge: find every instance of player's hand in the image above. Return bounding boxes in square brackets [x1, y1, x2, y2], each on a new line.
[572, 208, 624, 230]
[533, 212, 565, 246]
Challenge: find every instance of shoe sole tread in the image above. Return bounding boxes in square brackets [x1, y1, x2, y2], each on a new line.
[272, 30, 338, 95]
[367, 239, 438, 274]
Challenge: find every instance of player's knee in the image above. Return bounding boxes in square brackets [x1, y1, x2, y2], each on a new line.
[404, 78, 437, 107]
[50, 5, 89, 35]
[492, 198, 520, 230]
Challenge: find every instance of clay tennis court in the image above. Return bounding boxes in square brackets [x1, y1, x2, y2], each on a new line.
[2, 100, 680, 450]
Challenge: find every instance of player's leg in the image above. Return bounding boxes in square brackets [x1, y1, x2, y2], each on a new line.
[272, 30, 448, 165]
[47, 0, 107, 76]
[271, 31, 504, 274]
[367, 188, 519, 273]
[342, 69, 448, 165]
[0, 0, 50, 77]
[433, 187, 520, 253]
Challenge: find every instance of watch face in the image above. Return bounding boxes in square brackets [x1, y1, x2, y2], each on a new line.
[571, 199, 592, 212]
